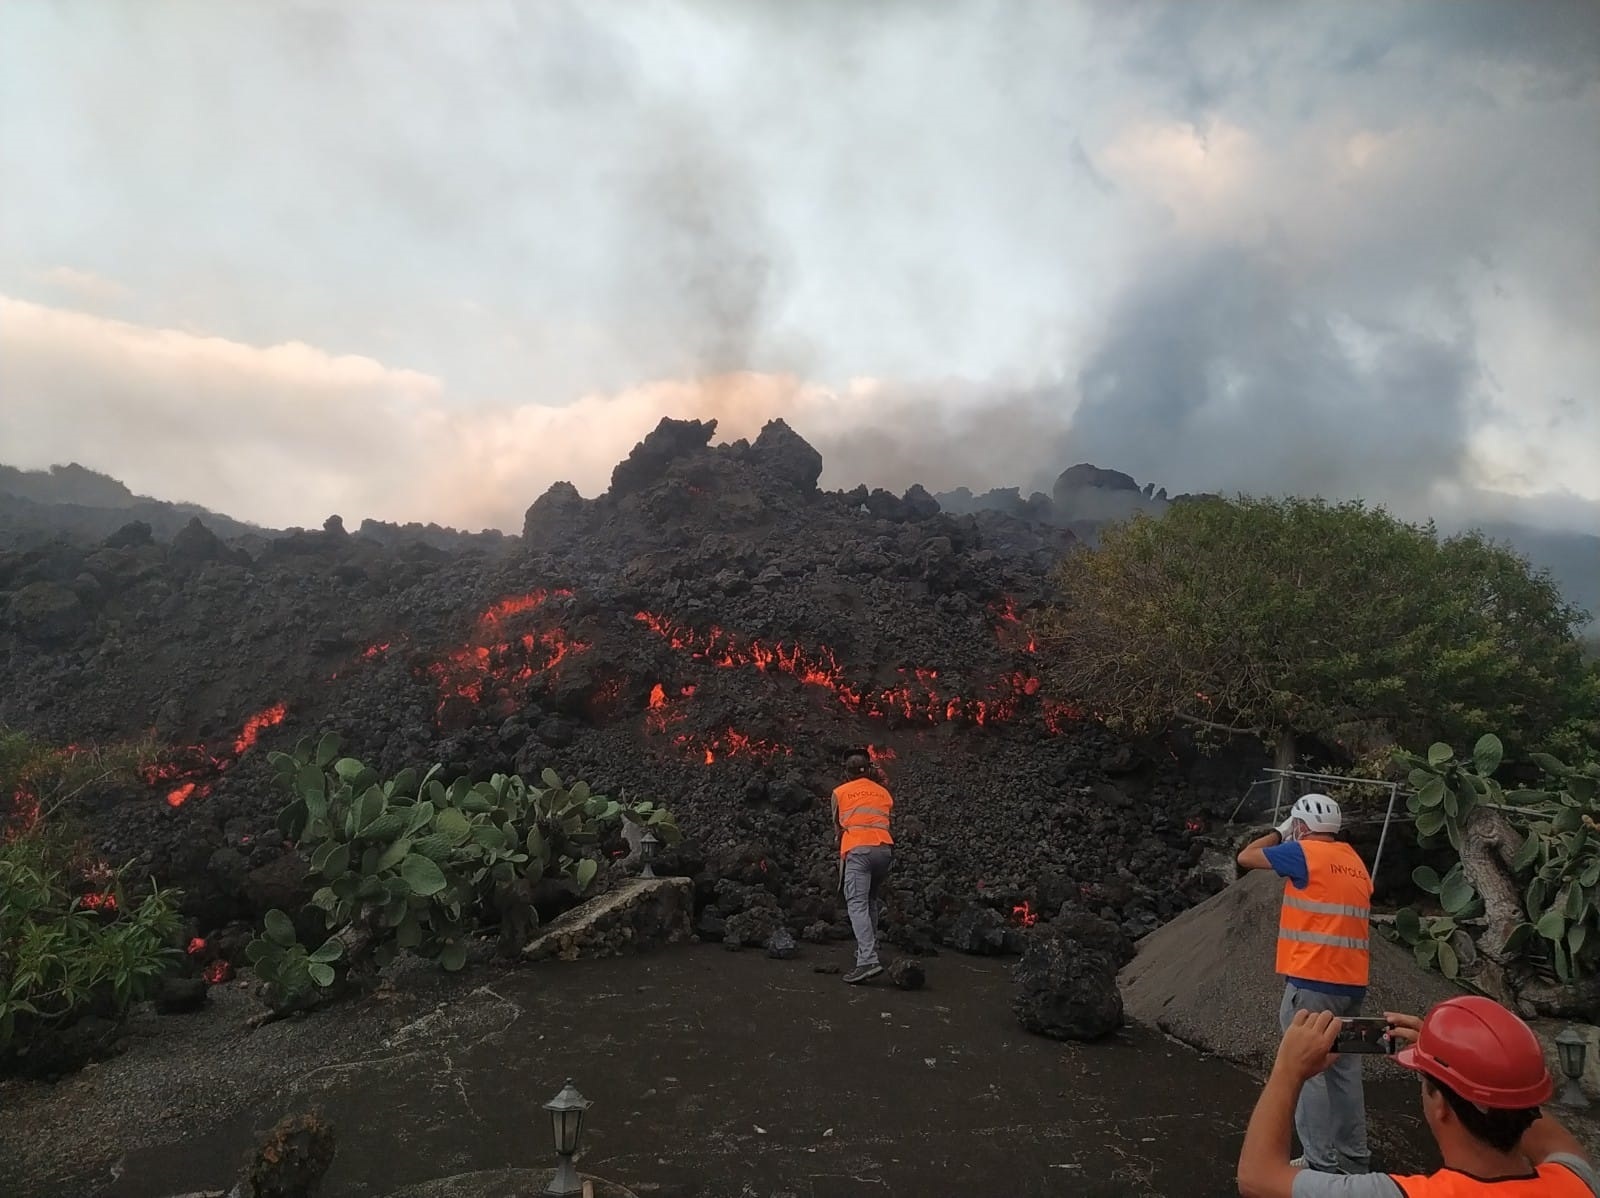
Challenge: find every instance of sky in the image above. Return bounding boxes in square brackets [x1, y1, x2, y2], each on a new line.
[1, 0, 1597, 535]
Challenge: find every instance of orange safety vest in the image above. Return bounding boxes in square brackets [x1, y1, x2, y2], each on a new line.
[832, 777, 894, 857]
[1391, 1162, 1595, 1196]
[1275, 839, 1372, 987]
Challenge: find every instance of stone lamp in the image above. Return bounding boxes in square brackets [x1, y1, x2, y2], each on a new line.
[1554, 1026, 1589, 1109]
[639, 829, 659, 879]
[542, 1078, 592, 1196]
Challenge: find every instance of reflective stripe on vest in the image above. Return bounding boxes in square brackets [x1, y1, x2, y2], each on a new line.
[1392, 1161, 1596, 1197]
[1280, 929, 1369, 951]
[834, 778, 894, 857]
[1282, 894, 1371, 920]
[1275, 839, 1372, 987]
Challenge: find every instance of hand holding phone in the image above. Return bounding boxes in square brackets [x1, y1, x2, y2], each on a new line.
[1333, 1016, 1396, 1054]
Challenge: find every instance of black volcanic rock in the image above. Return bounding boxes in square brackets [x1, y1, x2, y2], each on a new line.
[945, 905, 1010, 956]
[171, 517, 227, 563]
[749, 418, 823, 491]
[1012, 922, 1124, 1041]
[103, 521, 154, 549]
[522, 481, 588, 544]
[609, 417, 718, 498]
[4, 580, 88, 643]
[1053, 464, 1140, 494]
[0, 418, 1268, 978]
[888, 959, 926, 990]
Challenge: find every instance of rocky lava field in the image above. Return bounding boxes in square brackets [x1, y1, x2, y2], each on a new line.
[0, 418, 1258, 976]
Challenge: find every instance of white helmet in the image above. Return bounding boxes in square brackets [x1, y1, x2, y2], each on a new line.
[1286, 793, 1342, 834]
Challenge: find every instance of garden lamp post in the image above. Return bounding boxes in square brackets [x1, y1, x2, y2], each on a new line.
[542, 1078, 592, 1196]
[639, 829, 659, 879]
[1554, 1026, 1589, 1109]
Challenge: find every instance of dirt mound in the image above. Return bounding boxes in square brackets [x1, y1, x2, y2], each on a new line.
[1119, 870, 1465, 1069]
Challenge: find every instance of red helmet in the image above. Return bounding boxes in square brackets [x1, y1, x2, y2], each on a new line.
[1395, 995, 1552, 1109]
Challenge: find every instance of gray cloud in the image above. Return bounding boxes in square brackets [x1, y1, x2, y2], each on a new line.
[0, 0, 1595, 541]
[1064, 246, 1479, 509]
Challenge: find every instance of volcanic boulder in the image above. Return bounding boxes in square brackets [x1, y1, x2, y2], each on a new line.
[888, 959, 926, 990]
[749, 418, 824, 491]
[609, 417, 717, 497]
[1011, 914, 1128, 1042]
[171, 516, 228, 563]
[723, 900, 784, 949]
[103, 520, 154, 549]
[945, 904, 1010, 956]
[3, 580, 87, 643]
[765, 928, 798, 959]
[521, 480, 587, 546]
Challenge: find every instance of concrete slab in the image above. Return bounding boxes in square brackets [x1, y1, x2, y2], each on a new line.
[524, 877, 693, 962]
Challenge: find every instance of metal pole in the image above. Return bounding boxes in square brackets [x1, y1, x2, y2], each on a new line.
[1371, 782, 1400, 880]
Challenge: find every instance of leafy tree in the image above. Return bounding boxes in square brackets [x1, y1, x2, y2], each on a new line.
[1036, 496, 1595, 761]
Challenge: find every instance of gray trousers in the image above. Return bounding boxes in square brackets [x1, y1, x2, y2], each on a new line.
[841, 846, 892, 967]
[1279, 982, 1370, 1174]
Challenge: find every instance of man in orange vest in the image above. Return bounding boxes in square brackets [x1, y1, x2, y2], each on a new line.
[1238, 794, 1373, 1175]
[832, 751, 894, 984]
[1237, 996, 1597, 1196]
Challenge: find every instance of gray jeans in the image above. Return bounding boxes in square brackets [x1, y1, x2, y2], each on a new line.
[841, 846, 892, 967]
[1279, 982, 1370, 1174]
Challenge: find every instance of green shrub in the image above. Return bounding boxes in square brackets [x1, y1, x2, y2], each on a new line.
[1392, 734, 1600, 984]
[2, 726, 157, 839]
[0, 824, 180, 1059]
[245, 733, 682, 1007]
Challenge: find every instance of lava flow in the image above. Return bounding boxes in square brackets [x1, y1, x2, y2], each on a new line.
[645, 682, 696, 733]
[635, 610, 1056, 730]
[426, 589, 587, 720]
[643, 682, 789, 764]
[1011, 900, 1039, 927]
[989, 597, 1038, 653]
[684, 727, 791, 765]
[138, 702, 287, 807]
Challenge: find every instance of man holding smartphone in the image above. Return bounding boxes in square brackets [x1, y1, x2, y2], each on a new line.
[1238, 794, 1374, 1175]
[1238, 1000, 1597, 1196]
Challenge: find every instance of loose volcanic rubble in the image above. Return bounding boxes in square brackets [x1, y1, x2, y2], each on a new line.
[0, 418, 1262, 979]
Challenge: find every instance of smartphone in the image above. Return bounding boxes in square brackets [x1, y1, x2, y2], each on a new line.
[1334, 1017, 1396, 1054]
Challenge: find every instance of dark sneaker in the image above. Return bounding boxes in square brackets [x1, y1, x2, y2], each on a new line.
[843, 964, 883, 984]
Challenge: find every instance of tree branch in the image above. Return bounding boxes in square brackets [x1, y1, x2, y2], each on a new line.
[1173, 711, 1259, 737]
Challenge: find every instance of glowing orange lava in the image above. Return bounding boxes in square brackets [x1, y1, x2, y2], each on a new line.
[990, 597, 1038, 653]
[139, 701, 289, 806]
[427, 590, 588, 719]
[1011, 900, 1039, 927]
[634, 611, 1052, 729]
[678, 727, 792, 765]
[233, 703, 287, 756]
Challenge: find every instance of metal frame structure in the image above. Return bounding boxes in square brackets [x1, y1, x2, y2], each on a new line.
[1229, 768, 1403, 878]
